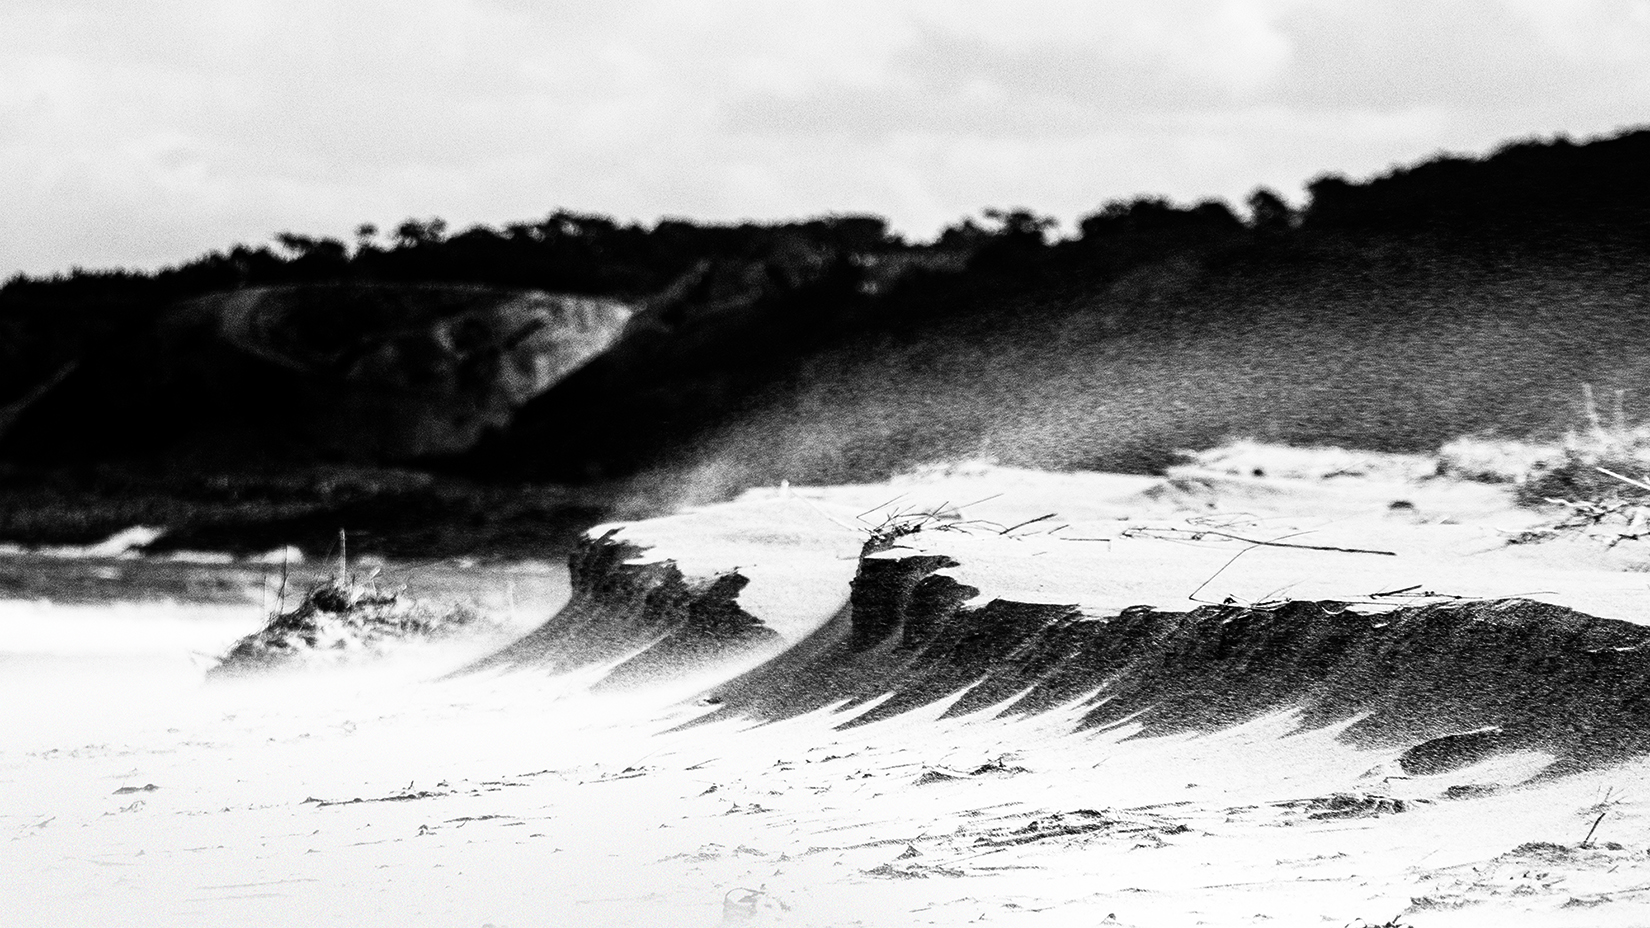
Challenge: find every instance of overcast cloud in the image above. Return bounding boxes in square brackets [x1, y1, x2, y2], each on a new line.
[3, 0, 1649, 277]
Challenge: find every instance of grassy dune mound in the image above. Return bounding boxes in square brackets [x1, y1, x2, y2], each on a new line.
[210, 572, 499, 677]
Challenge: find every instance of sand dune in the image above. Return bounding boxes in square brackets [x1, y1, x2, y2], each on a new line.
[8, 451, 1650, 925]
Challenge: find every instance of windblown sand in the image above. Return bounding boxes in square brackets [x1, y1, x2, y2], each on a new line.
[7, 450, 1650, 926]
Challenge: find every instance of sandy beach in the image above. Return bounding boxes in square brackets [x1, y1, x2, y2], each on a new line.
[8, 450, 1650, 926]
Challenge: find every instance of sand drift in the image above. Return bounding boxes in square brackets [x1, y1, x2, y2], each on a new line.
[18, 455, 1650, 926]
[463, 530, 780, 687]
[702, 552, 1650, 778]
[463, 459, 1650, 781]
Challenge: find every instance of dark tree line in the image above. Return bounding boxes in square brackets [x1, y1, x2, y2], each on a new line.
[2, 126, 1648, 471]
[8, 126, 1648, 309]
[1303, 130, 1650, 240]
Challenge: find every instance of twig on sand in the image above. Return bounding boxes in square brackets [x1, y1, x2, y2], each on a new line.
[999, 513, 1058, 535]
[1368, 584, 1467, 600]
[1257, 580, 1302, 603]
[1596, 466, 1650, 493]
[856, 493, 910, 521]
[1580, 785, 1624, 846]
[277, 547, 290, 615]
[1188, 545, 1260, 605]
[1531, 490, 1650, 546]
[1127, 526, 1396, 557]
[1181, 526, 1395, 606]
[957, 491, 1005, 511]
[1582, 810, 1609, 847]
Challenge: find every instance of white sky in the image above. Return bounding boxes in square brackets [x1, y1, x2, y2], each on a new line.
[4, 0, 1649, 278]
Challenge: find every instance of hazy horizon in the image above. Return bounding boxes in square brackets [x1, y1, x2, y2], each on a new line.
[5, 0, 1650, 279]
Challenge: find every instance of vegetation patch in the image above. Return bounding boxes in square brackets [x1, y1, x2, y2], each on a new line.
[1482, 386, 1650, 545]
[209, 563, 502, 677]
[1515, 385, 1650, 503]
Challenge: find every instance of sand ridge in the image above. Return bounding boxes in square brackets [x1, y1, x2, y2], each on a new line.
[9, 451, 1650, 925]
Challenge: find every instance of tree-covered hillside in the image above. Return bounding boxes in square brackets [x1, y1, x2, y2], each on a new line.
[1, 127, 1647, 555]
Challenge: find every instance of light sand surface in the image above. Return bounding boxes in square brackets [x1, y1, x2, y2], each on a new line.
[8, 451, 1650, 926]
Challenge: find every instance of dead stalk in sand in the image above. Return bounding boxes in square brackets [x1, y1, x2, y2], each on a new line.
[1534, 492, 1650, 545]
[860, 501, 1016, 547]
[1124, 526, 1396, 557]
[1187, 544, 1261, 605]
[1580, 785, 1624, 847]
[1170, 525, 1402, 606]
[956, 491, 1005, 510]
[277, 546, 290, 615]
[998, 513, 1057, 535]
[855, 492, 909, 520]
[1366, 584, 1484, 601]
[1596, 466, 1650, 493]
[1581, 810, 1609, 847]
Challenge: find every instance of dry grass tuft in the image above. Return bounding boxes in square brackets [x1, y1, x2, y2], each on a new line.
[209, 551, 499, 677]
[1465, 385, 1650, 545]
[1514, 384, 1650, 505]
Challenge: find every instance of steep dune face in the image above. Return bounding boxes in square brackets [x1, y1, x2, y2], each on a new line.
[462, 529, 781, 688]
[476, 464, 1650, 777]
[1, 283, 632, 463]
[699, 536, 1650, 775]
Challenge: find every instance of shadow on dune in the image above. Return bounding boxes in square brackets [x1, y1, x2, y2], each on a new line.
[472, 527, 1650, 778]
[456, 529, 781, 688]
[688, 538, 1650, 778]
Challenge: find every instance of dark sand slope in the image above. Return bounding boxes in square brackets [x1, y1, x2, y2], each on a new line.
[461, 529, 782, 687]
[701, 538, 1650, 777]
[472, 462, 1650, 780]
